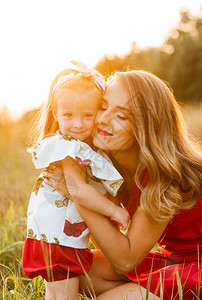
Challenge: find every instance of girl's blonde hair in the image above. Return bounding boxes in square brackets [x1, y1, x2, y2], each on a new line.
[32, 68, 102, 146]
[113, 70, 201, 222]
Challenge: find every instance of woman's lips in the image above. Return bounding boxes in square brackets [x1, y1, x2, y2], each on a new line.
[97, 128, 113, 136]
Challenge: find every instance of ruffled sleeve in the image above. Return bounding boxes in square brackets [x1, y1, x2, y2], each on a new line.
[32, 132, 123, 196]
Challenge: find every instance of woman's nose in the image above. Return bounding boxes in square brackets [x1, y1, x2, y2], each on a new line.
[97, 110, 112, 125]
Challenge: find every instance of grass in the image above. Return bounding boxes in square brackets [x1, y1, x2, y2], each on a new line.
[0, 104, 201, 299]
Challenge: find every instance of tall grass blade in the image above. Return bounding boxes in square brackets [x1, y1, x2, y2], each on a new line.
[145, 273, 151, 300]
[176, 270, 183, 300]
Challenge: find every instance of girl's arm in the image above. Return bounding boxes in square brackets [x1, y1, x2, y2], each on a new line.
[63, 157, 130, 230]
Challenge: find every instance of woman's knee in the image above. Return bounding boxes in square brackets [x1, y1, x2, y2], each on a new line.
[97, 282, 160, 300]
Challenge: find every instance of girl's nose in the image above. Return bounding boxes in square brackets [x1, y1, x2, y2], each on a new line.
[73, 117, 83, 128]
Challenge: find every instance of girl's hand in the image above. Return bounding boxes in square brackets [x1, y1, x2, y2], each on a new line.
[42, 162, 69, 198]
[112, 206, 130, 230]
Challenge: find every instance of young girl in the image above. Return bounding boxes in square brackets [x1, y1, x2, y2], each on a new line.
[22, 61, 129, 300]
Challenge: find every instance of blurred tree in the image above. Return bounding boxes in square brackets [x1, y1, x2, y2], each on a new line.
[17, 108, 39, 147]
[0, 106, 14, 144]
[95, 8, 202, 103]
[95, 54, 125, 77]
[165, 9, 202, 102]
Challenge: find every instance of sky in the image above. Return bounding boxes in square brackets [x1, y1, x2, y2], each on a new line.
[0, 0, 201, 119]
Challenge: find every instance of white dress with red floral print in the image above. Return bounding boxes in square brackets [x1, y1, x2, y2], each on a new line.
[27, 132, 123, 249]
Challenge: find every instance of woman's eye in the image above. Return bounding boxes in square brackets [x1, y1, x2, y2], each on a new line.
[116, 114, 127, 120]
[100, 106, 107, 111]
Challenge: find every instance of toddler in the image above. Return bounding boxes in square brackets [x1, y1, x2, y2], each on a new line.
[22, 61, 129, 300]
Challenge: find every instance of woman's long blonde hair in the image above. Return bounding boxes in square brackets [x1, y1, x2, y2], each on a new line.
[114, 70, 202, 222]
[31, 69, 102, 146]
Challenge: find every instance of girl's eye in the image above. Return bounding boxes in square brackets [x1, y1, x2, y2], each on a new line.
[64, 113, 72, 118]
[84, 114, 94, 118]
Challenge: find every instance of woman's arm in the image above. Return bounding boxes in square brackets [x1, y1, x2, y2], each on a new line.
[62, 158, 168, 273]
[43, 160, 168, 274]
[75, 202, 168, 274]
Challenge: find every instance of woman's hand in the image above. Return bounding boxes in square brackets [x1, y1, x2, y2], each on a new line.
[42, 157, 87, 199]
[42, 162, 69, 198]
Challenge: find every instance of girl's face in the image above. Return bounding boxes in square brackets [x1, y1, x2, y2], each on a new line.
[93, 79, 136, 151]
[54, 88, 99, 142]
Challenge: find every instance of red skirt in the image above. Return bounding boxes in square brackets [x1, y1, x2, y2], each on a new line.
[22, 238, 93, 282]
[125, 251, 201, 300]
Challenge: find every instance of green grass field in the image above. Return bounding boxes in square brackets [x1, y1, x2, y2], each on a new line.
[0, 104, 201, 299]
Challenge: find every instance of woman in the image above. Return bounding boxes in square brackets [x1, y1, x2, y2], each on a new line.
[43, 70, 202, 299]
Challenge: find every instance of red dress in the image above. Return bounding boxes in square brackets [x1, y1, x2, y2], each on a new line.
[22, 239, 93, 281]
[118, 172, 202, 300]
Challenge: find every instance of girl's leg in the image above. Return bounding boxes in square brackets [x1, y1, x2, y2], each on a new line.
[45, 276, 79, 300]
[96, 282, 160, 300]
[79, 249, 129, 297]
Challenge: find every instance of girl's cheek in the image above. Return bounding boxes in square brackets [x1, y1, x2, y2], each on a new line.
[87, 117, 96, 124]
[90, 120, 96, 131]
[95, 110, 103, 122]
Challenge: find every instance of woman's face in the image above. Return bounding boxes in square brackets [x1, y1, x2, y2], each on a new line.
[93, 79, 136, 152]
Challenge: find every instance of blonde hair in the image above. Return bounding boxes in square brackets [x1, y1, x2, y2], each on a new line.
[31, 69, 102, 146]
[113, 70, 202, 222]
